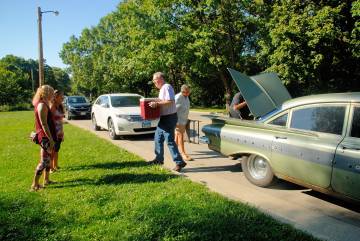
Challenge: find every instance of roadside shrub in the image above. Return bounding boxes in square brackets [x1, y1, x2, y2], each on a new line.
[0, 103, 32, 112]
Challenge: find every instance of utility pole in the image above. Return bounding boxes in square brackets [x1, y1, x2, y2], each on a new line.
[37, 7, 44, 87]
[37, 7, 59, 87]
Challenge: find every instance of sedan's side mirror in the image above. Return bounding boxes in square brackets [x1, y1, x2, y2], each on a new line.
[101, 103, 109, 108]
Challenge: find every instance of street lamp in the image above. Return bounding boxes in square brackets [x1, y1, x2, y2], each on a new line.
[37, 7, 59, 87]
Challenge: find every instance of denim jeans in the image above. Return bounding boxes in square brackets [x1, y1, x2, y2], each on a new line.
[154, 113, 184, 165]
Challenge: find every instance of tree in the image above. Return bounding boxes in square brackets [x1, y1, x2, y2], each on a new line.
[0, 66, 23, 105]
[60, 0, 262, 106]
[60, 0, 360, 105]
[257, 0, 360, 96]
[51, 67, 72, 93]
[351, 0, 360, 58]
[0, 55, 71, 106]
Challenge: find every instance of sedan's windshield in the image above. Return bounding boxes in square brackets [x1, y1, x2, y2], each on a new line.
[258, 109, 279, 122]
[68, 96, 88, 104]
[111, 96, 141, 107]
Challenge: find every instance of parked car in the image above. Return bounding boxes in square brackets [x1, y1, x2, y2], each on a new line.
[201, 68, 360, 203]
[91, 93, 159, 139]
[64, 96, 92, 120]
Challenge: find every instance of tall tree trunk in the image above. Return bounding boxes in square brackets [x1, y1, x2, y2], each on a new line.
[219, 70, 231, 112]
[168, 67, 178, 91]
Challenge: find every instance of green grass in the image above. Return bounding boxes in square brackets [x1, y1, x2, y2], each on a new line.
[190, 107, 228, 114]
[0, 111, 318, 241]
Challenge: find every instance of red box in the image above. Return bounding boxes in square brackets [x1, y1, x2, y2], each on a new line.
[140, 98, 160, 120]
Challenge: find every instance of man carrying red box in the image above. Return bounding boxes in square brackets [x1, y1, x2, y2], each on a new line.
[148, 72, 187, 172]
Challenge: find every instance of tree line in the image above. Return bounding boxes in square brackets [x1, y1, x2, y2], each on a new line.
[60, 0, 360, 107]
[0, 55, 71, 107]
[1, 1, 359, 109]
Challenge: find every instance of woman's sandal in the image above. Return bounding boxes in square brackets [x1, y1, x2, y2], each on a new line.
[50, 167, 60, 173]
[182, 154, 194, 162]
[44, 180, 56, 186]
[29, 184, 44, 192]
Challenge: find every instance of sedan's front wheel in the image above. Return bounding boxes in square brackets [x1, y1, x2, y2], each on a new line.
[108, 118, 118, 140]
[242, 154, 276, 187]
[66, 110, 71, 120]
[92, 114, 100, 131]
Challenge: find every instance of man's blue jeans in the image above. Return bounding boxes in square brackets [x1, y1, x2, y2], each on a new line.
[154, 113, 184, 165]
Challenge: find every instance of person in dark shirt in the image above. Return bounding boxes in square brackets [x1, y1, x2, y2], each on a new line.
[229, 92, 251, 119]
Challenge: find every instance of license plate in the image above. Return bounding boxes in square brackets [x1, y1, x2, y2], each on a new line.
[142, 120, 151, 128]
[80, 112, 86, 115]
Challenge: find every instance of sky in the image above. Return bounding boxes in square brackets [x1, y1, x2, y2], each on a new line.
[0, 0, 120, 68]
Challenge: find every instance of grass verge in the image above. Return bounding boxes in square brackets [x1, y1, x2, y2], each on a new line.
[0, 111, 318, 241]
[190, 107, 228, 114]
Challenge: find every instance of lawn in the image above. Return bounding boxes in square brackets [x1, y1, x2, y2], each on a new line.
[191, 107, 228, 114]
[0, 111, 318, 241]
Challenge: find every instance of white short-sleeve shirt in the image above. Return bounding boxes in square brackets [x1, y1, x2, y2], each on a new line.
[158, 83, 177, 116]
[175, 93, 190, 125]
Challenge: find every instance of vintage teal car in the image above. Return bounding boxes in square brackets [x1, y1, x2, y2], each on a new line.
[202, 68, 360, 202]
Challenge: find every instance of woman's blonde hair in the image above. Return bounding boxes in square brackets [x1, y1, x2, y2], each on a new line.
[32, 85, 54, 106]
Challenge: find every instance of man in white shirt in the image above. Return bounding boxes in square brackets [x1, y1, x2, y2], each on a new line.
[148, 72, 187, 172]
[175, 84, 192, 161]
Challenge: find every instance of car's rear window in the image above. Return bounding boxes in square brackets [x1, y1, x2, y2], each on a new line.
[111, 96, 141, 107]
[350, 107, 360, 138]
[290, 105, 345, 135]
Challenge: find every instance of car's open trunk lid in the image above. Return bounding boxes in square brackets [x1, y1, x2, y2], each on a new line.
[227, 68, 292, 118]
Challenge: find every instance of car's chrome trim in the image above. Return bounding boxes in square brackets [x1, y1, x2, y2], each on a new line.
[199, 136, 210, 144]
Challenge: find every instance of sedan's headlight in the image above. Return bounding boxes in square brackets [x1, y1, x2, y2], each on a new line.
[116, 115, 142, 122]
[116, 114, 132, 121]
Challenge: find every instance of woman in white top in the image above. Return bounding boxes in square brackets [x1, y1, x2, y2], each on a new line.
[175, 84, 192, 161]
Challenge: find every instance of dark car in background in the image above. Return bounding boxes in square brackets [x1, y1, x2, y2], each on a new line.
[64, 96, 91, 120]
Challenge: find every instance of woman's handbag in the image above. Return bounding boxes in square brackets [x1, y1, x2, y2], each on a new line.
[29, 131, 39, 144]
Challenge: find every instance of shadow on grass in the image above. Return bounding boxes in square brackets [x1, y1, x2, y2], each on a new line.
[52, 173, 177, 189]
[51, 178, 94, 188]
[97, 173, 177, 185]
[0, 189, 317, 241]
[126, 198, 317, 241]
[0, 195, 71, 241]
[65, 160, 147, 171]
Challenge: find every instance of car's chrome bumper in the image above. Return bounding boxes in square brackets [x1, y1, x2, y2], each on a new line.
[115, 118, 158, 135]
[199, 136, 210, 144]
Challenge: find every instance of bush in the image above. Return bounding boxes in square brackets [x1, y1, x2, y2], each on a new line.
[0, 103, 32, 112]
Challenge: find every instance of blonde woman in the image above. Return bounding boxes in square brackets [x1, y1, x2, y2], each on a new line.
[50, 90, 65, 172]
[30, 85, 57, 191]
[175, 84, 192, 161]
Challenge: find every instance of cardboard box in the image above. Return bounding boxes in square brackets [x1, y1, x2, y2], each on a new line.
[140, 98, 160, 120]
